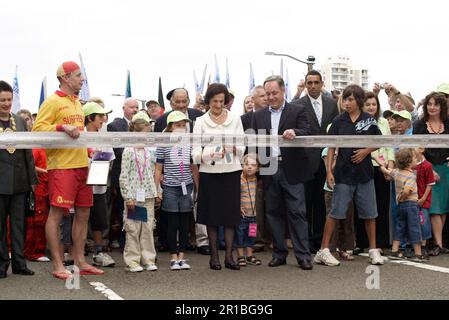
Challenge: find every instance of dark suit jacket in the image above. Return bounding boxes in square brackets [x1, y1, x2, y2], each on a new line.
[154, 108, 204, 133]
[241, 111, 254, 132]
[251, 102, 313, 185]
[292, 95, 339, 174]
[0, 114, 38, 195]
[107, 118, 129, 175]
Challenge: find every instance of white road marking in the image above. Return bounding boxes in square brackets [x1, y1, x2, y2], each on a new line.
[89, 282, 125, 300]
[359, 253, 449, 274]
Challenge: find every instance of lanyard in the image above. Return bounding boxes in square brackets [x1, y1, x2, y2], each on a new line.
[244, 176, 256, 216]
[133, 148, 147, 185]
[174, 146, 186, 177]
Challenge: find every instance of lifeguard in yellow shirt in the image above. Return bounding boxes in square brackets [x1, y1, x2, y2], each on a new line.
[33, 61, 103, 279]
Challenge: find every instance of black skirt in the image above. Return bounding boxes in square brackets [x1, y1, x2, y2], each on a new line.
[197, 171, 241, 227]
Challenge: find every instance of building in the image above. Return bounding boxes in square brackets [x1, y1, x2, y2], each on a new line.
[321, 56, 369, 92]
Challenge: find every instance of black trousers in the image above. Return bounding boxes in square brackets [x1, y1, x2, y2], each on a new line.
[305, 158, 327, 251]
[0, 193, 28, 272]
[167, 212, 190, 254]
[264, 166, 311, 262]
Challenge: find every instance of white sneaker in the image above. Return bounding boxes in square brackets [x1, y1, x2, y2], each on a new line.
[369, 248, 384, 265]
[178, 259, 191, 270]
[126, 262, 143, 272]
[314, 248, 340, 266]
[93, 252, 116, 267]
[36, 256, 50, 262]
[143, 263, 158, 271]
[170, 260, 181, 271]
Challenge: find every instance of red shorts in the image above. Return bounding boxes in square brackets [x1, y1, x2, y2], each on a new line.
[48, 168, 93, 209]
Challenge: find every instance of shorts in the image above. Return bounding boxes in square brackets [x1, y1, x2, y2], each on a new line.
[330, 180, 378, 220]
[234, 216, 256, 248]
[419, 207, 432, 240]
[89, 193, 108, 231]
[48, 168, 93, 209]
[161, 184, 194, 213]
[394, 201, 422, 244]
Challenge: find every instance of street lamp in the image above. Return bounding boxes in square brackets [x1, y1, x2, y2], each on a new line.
[265, 51, 315, 72]
[112, 94, 147, 109]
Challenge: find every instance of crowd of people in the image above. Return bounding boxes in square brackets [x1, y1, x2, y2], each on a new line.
[1, 60, 449, 280]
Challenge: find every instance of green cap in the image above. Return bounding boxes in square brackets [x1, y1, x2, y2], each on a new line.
[132, 111, 151, 123]
[83, 102, 112, 117]
[167, 111, 191, 124]
[392, 110, 412, 121]
[436, 83, 449, 95]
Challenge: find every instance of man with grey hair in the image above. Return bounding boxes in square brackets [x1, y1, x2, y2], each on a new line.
[251, 75, 313, 270]
[153, 88, 210, 255]
[241, 86, 268, 131]
[107, 98, 139, 250]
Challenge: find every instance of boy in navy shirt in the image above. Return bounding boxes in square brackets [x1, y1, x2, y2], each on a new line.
[314, 85, 384, 266]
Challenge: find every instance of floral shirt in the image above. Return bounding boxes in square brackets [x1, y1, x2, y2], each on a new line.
[120, 147, 157, 201]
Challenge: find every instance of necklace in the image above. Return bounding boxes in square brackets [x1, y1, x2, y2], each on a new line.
[427, 120, 443, 134]
[0, 113, 17, 154]
[209, 109, 225, 121]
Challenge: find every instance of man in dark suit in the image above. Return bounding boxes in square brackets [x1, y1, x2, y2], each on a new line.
[107, 98, 139, 249]
[153, 88, 210, 255]
[251, 75, 313, 270]
[291, 70, 339, 252]
[0, 80, 38, 278]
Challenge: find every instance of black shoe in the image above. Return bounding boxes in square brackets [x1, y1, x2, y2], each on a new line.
[268, 258, 286, 267]
[186, 244, 196, 251]
[298, 260, 313, 270]
[253, 244, 265, 253]
[224, 261, 240, 270]
[0, 271, 6, 279]
[353, 247, 364, 255]
[430, 246, 440, 256]
[12, 268, 35, 276]
[197, 246, 211, 255]
[209, 262, 222, 270]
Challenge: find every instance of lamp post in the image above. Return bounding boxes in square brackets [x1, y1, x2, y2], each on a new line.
[265, 51, 315, 72]
[112, 94, 146, 109]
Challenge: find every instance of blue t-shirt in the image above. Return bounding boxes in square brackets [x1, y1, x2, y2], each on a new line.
[328, 111, 381, 184]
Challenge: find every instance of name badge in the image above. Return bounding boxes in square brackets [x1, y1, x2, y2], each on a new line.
[136, 188, 146, 202]
[248, 223, 257, 238]
[181, 182, 188, 196]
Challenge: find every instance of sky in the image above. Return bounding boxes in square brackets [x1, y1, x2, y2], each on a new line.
[1, 0, 448, 121]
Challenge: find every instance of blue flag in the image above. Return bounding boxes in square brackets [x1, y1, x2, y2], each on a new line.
[38, 77, 46, 110]
[248, 63, 255, 95]
[200, 64, 207, 94]
[125, 70, 132, 98]
[214, 54, 220, 83]
[225, 58, 230, 89]
[79, 52, 90, 102]
[285, 68, 291, 102]
[12, 66, 21, 113]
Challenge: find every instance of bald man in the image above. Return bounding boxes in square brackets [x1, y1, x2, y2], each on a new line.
[107, 98, 139, 250]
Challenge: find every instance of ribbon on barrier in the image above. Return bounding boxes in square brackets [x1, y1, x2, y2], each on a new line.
[0, 132, 448, 149]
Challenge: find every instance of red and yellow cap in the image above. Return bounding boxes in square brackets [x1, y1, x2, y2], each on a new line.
[56, 61, 80, 77]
